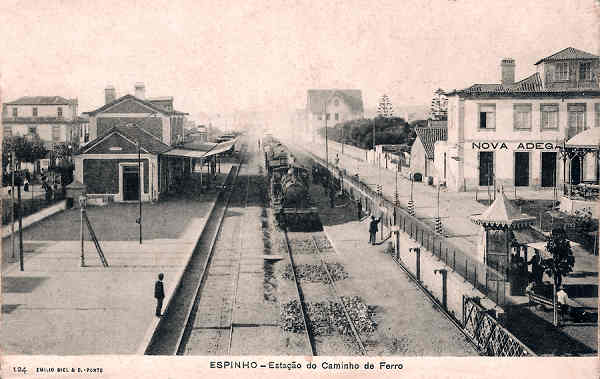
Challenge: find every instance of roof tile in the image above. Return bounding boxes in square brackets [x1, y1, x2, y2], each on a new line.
[415, 126, 447, 159]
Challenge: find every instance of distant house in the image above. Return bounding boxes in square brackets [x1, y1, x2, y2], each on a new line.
[305, 89, 364, 140]
[409, 126, 448, 181]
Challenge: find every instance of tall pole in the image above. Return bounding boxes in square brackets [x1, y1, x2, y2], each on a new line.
[341, 126, 345, 155]
[138, 142, 142, 245]
[10, 152, 15, 259]
[18, 181, 23, 271]
[324, 103, 329, 174]
[80, 199, 85, 267]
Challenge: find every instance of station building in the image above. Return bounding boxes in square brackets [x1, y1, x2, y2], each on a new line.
[437, 47, 600, 192]
[73, 83, 189, 202]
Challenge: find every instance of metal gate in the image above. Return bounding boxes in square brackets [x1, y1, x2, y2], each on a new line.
[462, 296, 535, 357]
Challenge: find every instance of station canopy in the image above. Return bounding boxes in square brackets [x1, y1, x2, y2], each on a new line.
[164, 137, 237, 159]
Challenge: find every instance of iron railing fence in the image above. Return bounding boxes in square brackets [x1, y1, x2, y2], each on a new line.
[312, 155, 508, 306]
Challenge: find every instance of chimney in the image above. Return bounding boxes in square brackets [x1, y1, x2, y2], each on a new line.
[105, 85, 116, 104]
[501, 58, 515, 86]
[135, 82, 146, 99]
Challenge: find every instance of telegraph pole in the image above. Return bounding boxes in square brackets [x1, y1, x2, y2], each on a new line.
[10, 152, 15, 259]
[137, 142, 143, 245]
[18, 177, 23, 271]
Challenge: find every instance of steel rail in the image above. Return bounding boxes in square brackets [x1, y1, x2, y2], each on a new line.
[282, 229, 317, 356]
[311, 235, 368, 355]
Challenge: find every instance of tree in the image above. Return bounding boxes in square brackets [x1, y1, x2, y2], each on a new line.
[2, 136, 48, 170]
[377, 94, 394, 118]
[543, 228, 575, 288]
[430, 88, 448, 121]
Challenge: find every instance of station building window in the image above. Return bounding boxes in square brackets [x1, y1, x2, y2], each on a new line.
[478, 104, 496, 130]
[513, 104, 532, 130]
[32, 107, 38, 117]
[540, 104, 559, 130]
[595, 103, 600, 128]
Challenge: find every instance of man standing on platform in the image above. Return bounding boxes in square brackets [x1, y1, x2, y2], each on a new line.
[369, 216, 380, 245]
[356, 198, 362, 220]
[154, 273, 165, 317]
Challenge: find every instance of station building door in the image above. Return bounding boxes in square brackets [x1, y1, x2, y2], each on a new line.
[123, 166, 140, 201]
[514, 152, 530, 187]
[541, 152, 557, 188]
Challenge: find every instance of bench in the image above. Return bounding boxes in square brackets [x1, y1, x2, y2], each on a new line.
[527, 291, 554, 309]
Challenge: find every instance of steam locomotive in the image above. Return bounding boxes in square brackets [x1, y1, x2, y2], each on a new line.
[264, 140, 320, 231]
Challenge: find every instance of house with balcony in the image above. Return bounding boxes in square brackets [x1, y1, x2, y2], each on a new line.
[437, 47, 600, 192]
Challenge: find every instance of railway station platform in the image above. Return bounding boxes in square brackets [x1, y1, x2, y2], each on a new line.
[0, 165, 234, 355]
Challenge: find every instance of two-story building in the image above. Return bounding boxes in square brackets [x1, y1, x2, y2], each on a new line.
[305, 89, 364, 141]
[437, 47, 600, 192]
[73, 83, 190, 202]
[2, 96, 86, 171]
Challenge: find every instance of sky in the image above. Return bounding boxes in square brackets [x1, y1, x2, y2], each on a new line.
[1, 0, 598, 127]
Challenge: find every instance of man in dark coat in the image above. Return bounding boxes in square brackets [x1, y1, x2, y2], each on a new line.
[369, 216, 380, 245]
[527, 251, 543, 285]
[154, 273, 165, 317]
[356, 199, 362, 220]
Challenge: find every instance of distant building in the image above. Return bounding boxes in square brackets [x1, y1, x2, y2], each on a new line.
[186, 126, 208, 142]
[410, 126, 448, 181]
[439, 47, 600, 192]
[305, 89, 364, 141]
[2, 95, 87, 173]
[2, 95, 83, 145]
[73, 83, 190, 202]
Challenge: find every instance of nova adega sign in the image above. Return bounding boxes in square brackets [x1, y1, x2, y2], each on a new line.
[471, 141, 561, 150]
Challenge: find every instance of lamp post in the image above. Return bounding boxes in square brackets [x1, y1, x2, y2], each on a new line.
[136, 141, 142, 245]
[79, 195, 87, 267]
[10, 151, 15, 260]
[324, 101, 329, 191]
[408, 171, 415, 216]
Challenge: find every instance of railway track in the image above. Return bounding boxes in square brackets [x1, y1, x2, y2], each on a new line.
[176, 152, 251, 355]
[281, 228, 369, 356]
[144, 146, 246, 355]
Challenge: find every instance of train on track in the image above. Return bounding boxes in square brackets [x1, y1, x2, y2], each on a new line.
[263, 138, 320, 231]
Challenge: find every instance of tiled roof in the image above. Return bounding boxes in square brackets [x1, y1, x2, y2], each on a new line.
[470, 191, 536, 230]
[307, 89, 364, 114]
[84, 94, 188, 116]
[5, 96, 74, 105]
[414, 126, 447, 159]
[534, 47, 599, 65]
[81, 124, 171, 154]
[453, 73, 544, 95]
